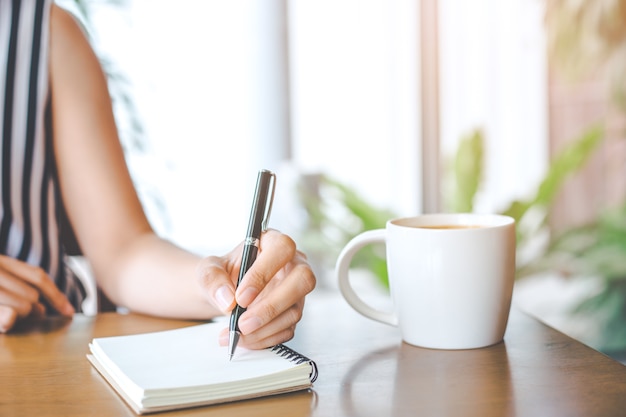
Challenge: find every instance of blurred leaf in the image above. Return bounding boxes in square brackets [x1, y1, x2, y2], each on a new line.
[297, 174, 396, 289]
[542, 0, 626, 350]
[326, 178, 395, 230]
[573, 279, 626, 353]
[501, 124, 604, 225]
[451, 129, 484, 213]
[535, 124, 603, 207]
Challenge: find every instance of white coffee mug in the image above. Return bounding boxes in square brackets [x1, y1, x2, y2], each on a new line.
[336, 213, 516, 349]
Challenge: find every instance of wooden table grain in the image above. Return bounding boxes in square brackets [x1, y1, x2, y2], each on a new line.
[2, 290, 626, 416]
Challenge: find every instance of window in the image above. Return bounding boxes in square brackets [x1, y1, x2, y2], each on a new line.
[288, 0, 420, 216]
[70, 0, 421, 255]
[439, 0, 548, 212]
[65, 0, 546, 258]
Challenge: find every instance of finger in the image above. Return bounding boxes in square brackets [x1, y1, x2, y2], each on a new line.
[238, 303, 303, 349]
[0, 256, 74, 316]
[0, 288, 36, 318]
[30, 302, 47, 319]
[0, 305, 18, 333]
[196, 253, 240, 314]
[0, 269, 40, 303]
[0, 272, 41, 317]
[217, 308, 301, 350]
[235, 230, 297, 307]
[241, 326, 297, 350]
[238, 259, 314, 335]
[25, 271, 74, 316]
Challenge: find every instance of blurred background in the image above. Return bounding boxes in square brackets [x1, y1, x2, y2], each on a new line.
[61, 0, 626, 358]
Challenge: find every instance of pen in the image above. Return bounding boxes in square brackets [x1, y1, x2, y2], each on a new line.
[228, 169, 276, 361]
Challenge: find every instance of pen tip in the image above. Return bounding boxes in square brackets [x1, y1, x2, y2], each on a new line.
[228, 330, 240, 361]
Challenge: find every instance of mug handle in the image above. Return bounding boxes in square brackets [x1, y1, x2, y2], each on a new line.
[335, 229, 398, 326]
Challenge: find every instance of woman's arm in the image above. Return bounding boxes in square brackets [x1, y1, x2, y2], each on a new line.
[49, 5, 315, 347]
[49, 5, 218, 319]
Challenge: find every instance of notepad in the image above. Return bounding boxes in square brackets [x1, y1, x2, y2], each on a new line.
[87, 321, 318, 414]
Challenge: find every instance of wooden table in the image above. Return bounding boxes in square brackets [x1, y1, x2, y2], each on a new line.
[2, 289, 626, 417]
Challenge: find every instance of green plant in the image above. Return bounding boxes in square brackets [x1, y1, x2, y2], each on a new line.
[448, 126, 626, 353]
[297, 125, 604, 292]
[519, 199, 626, 353]
[526, 0, 626, 353]
[297, 0, 626, 354]
[297, 174, 396, 288]
[447, 126, 604, 259]
[444, 130, 484, 213]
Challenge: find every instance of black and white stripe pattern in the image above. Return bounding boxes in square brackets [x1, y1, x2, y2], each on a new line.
[0, 0, 85, 311]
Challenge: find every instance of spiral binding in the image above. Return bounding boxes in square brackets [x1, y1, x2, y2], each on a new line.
[271, 344, 319, 383]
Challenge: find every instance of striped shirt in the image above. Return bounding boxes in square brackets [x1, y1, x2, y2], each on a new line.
[0, 0, 85, 312]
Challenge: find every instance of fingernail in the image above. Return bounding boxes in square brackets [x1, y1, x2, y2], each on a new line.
[238, 314, 263, 335]
[236, 287, 259, 307]
[63, 304, 75, 316]
[215, 285, 235, 312]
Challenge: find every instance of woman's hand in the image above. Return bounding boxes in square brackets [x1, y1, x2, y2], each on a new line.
[197, 230, 316, 349]
[0, 255, 75, 332]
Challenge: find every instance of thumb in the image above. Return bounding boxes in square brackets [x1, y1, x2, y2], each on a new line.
[196, 255, 237, 314]
[214, 283, 236, 313]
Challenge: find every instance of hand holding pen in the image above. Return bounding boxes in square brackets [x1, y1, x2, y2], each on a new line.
[198, 169, 316, 357]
